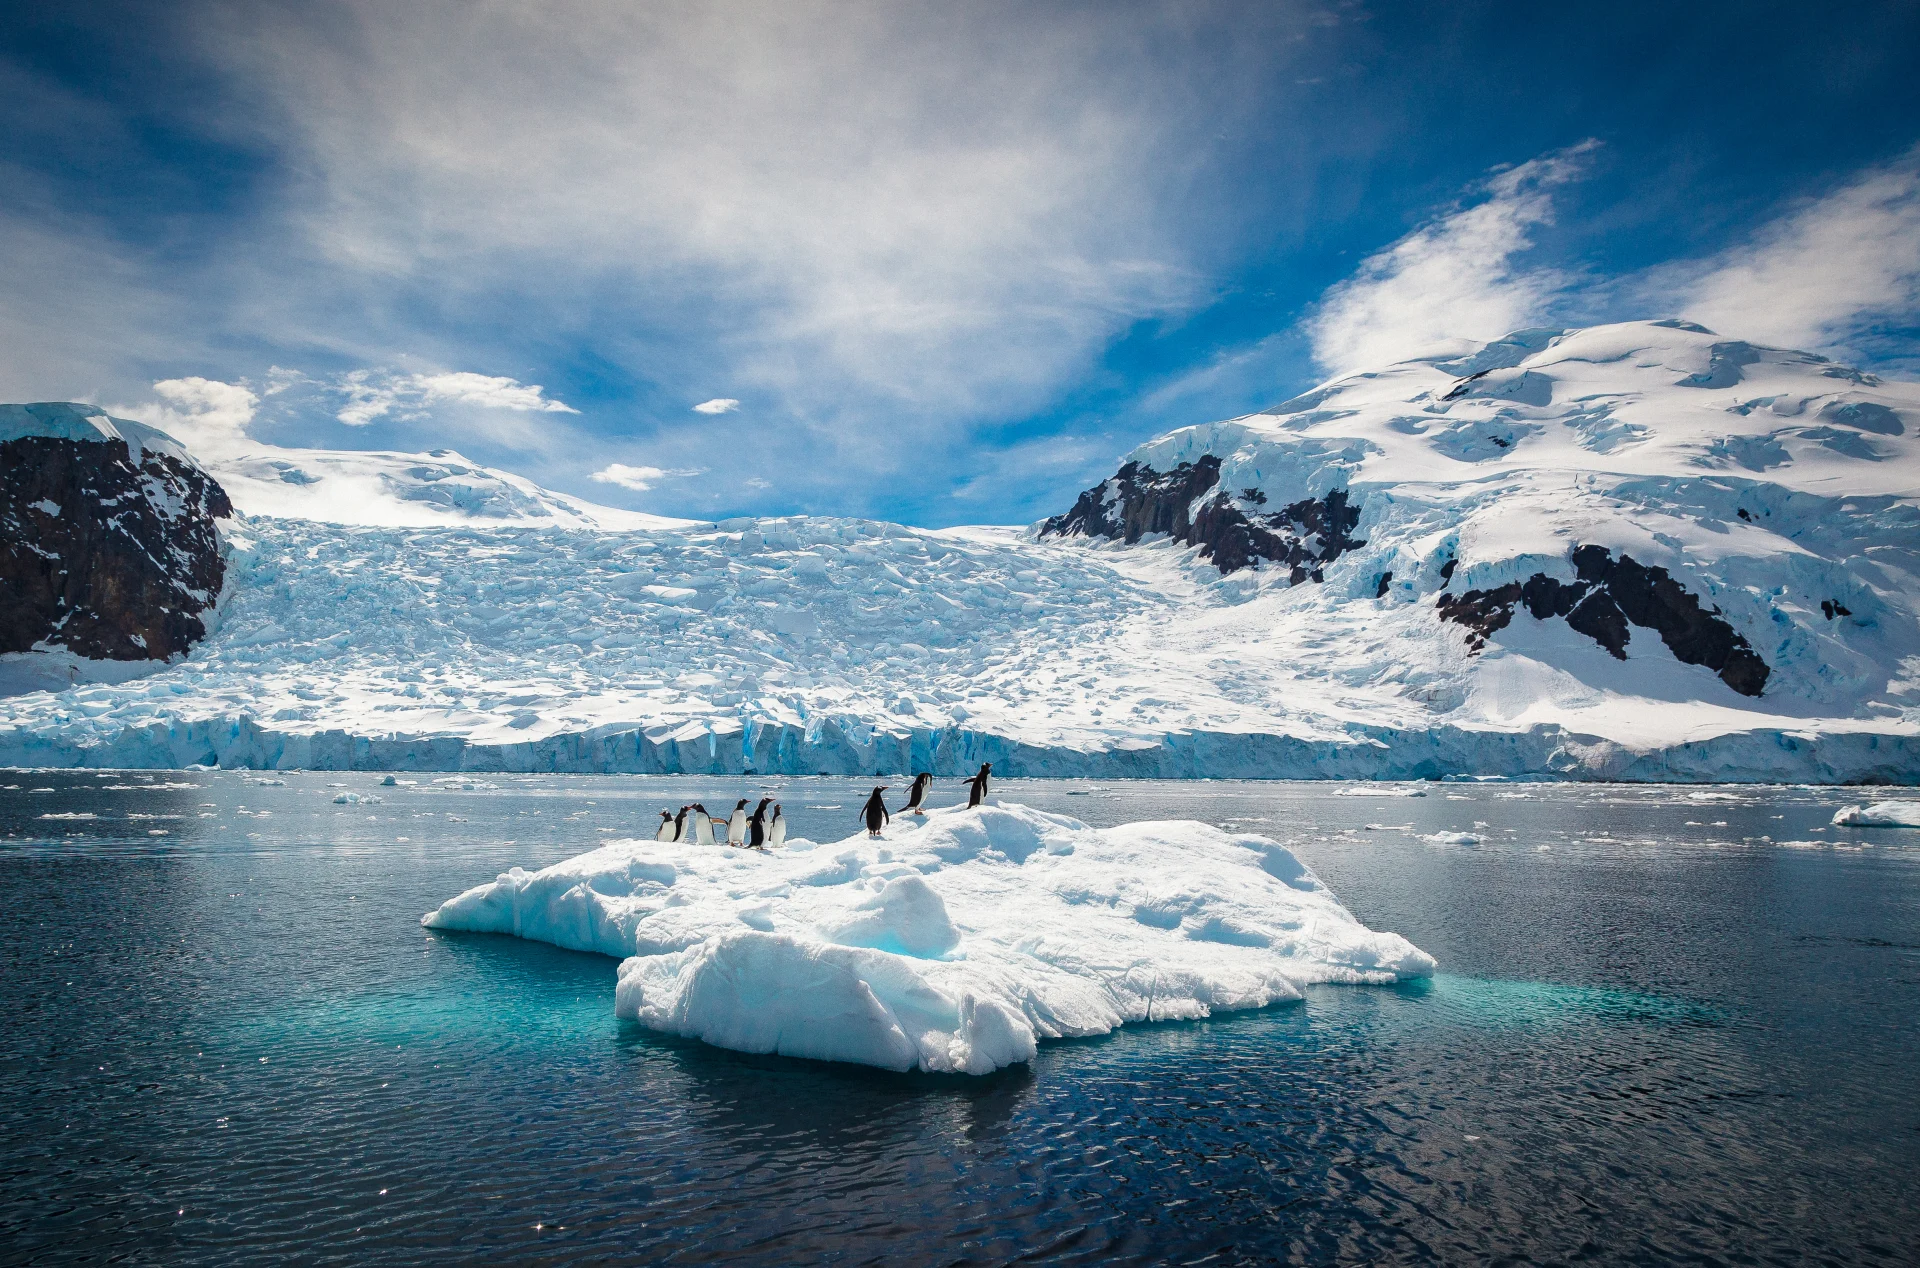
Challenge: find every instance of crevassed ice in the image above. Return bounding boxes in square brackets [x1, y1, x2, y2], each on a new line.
[422, 802, 1435, 1074]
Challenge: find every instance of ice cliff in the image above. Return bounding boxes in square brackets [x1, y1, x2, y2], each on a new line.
[423, 802, 1435, 1073]
[3, 321, 1918, 781]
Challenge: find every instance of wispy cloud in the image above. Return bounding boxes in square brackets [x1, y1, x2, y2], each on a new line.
[590, 462, 705, 492]
[1306, 142, 1598, 373]
[335, 370, 576, 427]
[116, 376, 261, 455]
[692, 398, 739, 415]
[1653, 147, 1920, 354]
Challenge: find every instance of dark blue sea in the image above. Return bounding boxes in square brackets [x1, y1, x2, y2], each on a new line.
[2, 773, 1917, 1265]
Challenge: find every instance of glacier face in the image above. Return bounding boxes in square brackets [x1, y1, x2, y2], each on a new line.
[422, 802, 1436, 1074]
[2, 321, 1918, 781]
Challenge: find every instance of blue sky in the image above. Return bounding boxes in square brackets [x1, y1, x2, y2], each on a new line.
[3, 1, 1918, 526]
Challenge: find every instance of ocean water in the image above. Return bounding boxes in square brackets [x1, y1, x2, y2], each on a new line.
[2, 772, 1917, 1265]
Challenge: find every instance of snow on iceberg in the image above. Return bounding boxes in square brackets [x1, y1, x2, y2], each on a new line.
[1832, 800, 1920, 827]
[422, 802, 1434, 1074]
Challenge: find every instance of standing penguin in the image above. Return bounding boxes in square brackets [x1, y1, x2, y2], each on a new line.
[966, 762, 993, 808]
[654, 810, 675, 841]
[861, 786, 891, 838]
[902, 772, 933, 816]
[691, 803, 717, 846]
[747, 797, 772, 848]
[671, 806, 690, 842]
[768, 804, 787, 849]
[726, 799, 749, 847]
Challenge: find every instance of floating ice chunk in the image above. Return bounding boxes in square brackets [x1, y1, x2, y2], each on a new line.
[1832, 801, 1920, 828]
[424, 802, 1435, 1074]
[1335, 786, 1429, 797]
[1424, 831, 1481, 845]
[332, 791, 382, 804]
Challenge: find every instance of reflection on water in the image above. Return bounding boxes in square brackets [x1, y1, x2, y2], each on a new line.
[2, 772, 1917, 1264]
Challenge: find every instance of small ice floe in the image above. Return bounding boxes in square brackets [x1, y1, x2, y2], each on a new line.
[1832, 801, 1920, 828]
[433, 776, 501, 791]
[1424, 831, 1481, 846]
[1334, 785, 1428, 798]
[333, 791, 382, 805]
[249, 777, 287, 786]
[380, 775, 398, 786]
[424, 802, 1434, 1075]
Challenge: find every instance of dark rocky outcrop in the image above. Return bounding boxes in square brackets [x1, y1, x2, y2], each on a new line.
[2, 411, 231, 661]
[1042, 456, 1363, 582]
[1436, 545, 1769, 697]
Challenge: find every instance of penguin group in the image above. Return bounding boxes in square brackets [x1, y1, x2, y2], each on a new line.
[654, 797, 786, 849]
[650, 764, 993, 847]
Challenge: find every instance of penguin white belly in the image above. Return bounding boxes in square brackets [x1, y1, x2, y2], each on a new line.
[654, 822, 673, 842]
[727, 811, 746, 845]
[695, 816, 716, 846]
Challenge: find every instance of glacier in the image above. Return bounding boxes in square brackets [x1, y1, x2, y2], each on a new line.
[422, 801, 1435, 1073]
[3, 320, 1918, 782]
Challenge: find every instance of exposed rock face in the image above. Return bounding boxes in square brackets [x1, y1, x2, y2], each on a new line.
[1, 404, 231, 662]
[1436, 545, 1770, 697]
[1042, 457, 1364, 582]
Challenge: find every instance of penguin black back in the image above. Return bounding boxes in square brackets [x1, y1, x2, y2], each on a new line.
[861, 786, 890, 834]
[967, 762, 992, 808]
[749, 798, 772, 847]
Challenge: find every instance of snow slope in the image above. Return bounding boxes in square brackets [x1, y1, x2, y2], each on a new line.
[422, 801, 1434, 1073]
[3, 321, 1918, 780]
[199, 437, 690, 531]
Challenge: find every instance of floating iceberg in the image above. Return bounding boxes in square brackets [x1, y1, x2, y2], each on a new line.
[1832, 801, 1920, 828]
[422, 802, 1434, 1074]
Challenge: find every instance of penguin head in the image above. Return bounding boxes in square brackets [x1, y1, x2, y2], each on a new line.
[735, 799, 747, 810]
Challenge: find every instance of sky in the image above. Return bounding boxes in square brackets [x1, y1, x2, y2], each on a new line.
[2, 0, 1918, 527]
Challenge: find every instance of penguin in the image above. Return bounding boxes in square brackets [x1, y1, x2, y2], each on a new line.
[902, 772, 933, 816]
[768, 803, 787, 849]
[966, 762, 992, 808]
[671, 806, 690, 842]
[654, 810, 675, 842]
[748, 797, 772, 848]
[861, 786, 891, 837]
[727, 799, 749, 847]
[691, 803, 717, 846]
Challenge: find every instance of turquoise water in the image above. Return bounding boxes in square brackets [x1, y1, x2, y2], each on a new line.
[3, 773, 1917, 1264]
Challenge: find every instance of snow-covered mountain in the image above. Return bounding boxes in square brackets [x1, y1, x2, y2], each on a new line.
[1, 403, 231, 691]
[3, 321, 1917, 781]
[201, 437, 692, 531]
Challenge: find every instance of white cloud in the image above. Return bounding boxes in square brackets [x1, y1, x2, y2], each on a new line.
[198, 2, 1253, 426]
[334, 369, 576, 426]
[1306, 142, 1598, 373]
[590, 462, 704, 492]
[116, 377, 261, 455]
[1661, 148, 1920, 352]
[692, 397, 739, 415]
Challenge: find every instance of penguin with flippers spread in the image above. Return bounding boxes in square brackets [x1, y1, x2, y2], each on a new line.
[966, 763, 992, 808]
[902, 772, 932, 816]
[861, 786, 891, 838]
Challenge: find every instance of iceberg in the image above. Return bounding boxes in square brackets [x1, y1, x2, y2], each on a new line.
[422, 802, 1434, 1073]
[1832, 800, 1920, 828]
